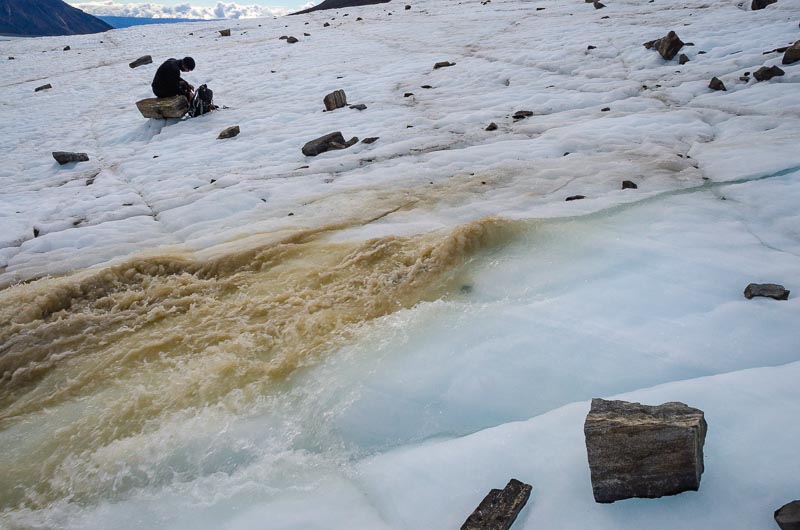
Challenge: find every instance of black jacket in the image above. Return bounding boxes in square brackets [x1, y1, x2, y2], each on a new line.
[151, 58, 184, 98]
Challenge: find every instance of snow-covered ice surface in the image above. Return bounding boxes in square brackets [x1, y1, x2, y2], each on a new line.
[1, 0, 799, 528]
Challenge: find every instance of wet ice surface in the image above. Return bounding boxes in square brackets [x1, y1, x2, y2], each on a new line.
[1, 0, 799, 527]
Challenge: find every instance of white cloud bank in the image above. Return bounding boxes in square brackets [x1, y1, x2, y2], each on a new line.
[68, 1, 310, 19]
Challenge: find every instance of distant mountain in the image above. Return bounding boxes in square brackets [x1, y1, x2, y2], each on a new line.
[291, 0, 391, 15]
[100, 16, 208, 29]
[0, 0, 112, 36]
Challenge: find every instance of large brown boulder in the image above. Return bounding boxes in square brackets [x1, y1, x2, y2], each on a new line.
[323, 89, 347, 111]
[136, 95, 189, 119]
[302, 132, 359, 156]
[775, 501, 800, 530]
[644, 31, 684, 61]
[584, 398, 707, 503]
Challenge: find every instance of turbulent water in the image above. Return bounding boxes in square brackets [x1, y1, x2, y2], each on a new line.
[0, 217, 517, 514]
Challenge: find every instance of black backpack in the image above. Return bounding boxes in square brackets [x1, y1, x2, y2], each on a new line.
[189, 84, 214, 117]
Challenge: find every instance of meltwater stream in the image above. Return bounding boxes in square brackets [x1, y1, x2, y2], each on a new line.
[1, 176, 799, 529]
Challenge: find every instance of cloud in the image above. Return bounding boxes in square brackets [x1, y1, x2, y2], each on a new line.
[69, 1, 295, 19]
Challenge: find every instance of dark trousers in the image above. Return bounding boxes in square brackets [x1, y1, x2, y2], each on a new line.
[153, 79, 191, 99]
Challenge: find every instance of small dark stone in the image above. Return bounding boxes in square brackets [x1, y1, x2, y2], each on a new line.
[288, 212, 294, 216]
[753, 65, 785, 81]
[362, 137, 379, 144]
[775, 500, 800, 530]
[33, 227, 40, 237]
[421, 84, 433, 89]
[645, 30, 684, 60]
[461, 479, 532, 530]
[601, 15, 609, 18]
[744, 283, 789, 300]
[601, 107, 610, 111]
[433, 61, 456, 69]
[405, 4, 411, 9]
[709, 77, 726, 91]
[782, 41, 800, 65]
[34, 84, 52, 92]
[286, 36, 299, 44]
[349, 104, 367, 110]
[324, 89, 348, 111]
[356, 17, 363, 20]
[587, 45, 597, 50]
[513, 110, 534, 120]
[302, 132, 358, 156]
[537, 6, 546, 10]
[304, 32, 311, 36]
[52, 151, 89, 165]
[698, 51, 707, 54]
[324, 22, 330, 26]
[566, 195, 585, 201]
[593, 1, 605, 8]
[63, 45, 70, 51]
[460, 284, 473, 293]
[219, 29, 231, 37]
[8, 57, 14, 60]
[279, 35, 288, 40]
[217, 125, 240, 139]
[679, 53, 689, 64]
[404, 92, 414, 97]
[622, 180, 638, 189]
[485, 122, 498, 131]
[751, 0, 777, 9]
[129, 55, 153, 68]
[210, 179, 216, 184]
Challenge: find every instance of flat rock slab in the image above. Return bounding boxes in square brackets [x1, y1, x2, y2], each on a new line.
[136, 95, 189, 119]
[584, 398, 707, 503]
[461, 479, 532, 530]
[362, 137, 379, 144]
[218, 126, 240, 139]
[434, 61, 456, 69]
[324, 89, 348, 111]
[35, 84, 52, 92]
[53, 152, 89, 165]
[775, 500, 800, 530]
[302, 132, 358, 156]
[129, 55, 152, 68]
[753, 65, 785, 81]
[744, 283, 789, 300]
[219, 29, 231, 37]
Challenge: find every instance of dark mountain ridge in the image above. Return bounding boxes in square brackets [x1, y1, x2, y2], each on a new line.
[291, 0, 391, 15]
[0, 0, 112, 37]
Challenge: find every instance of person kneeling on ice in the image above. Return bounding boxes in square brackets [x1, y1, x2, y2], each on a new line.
[152, 56, 196, 99]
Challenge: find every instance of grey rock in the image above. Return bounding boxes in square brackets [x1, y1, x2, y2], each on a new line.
[744, 283, 789, 300]
[486, 122, 498, 131]
[404, 92, 414, 97]
[286, 36, 299, 43]
[302, 132, 358, 156]
[279, 35, 288, 40]
[513, 110, 534, 120]
[783, 41, 800, 65]
[35, 84, 52, 92]
[349, 103, 367, 110]
[63, 45, 70, 51]
[775, 500, 800, 530]
[219, 29, 231, 37]
[753, 65, 785, 81]
[566, 195, 585, 201]
[644, 31, 684, 60]
[324, 22, 330, 26]
[324, 89, 348, 111]
[361, 137, 379, 144]
[136, 95, 189, 119]
[461, 479, 532, 530]
[751, 0, 777, 9]
[405, 4, 411, 9]
[129, 55, 153, 68]
[709, 77, 726, 91]
[594, 1, 605, 8]
[584, 398, 707, 503]
[53, 152, 89, 165]
[679, 53, 689, 64]
[622, 180, 638, 189]
[434, 61, 456, 69]
[218, 126, 240, 139]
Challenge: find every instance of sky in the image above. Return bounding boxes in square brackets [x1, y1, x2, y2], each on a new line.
[69, 1, 313, 19]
